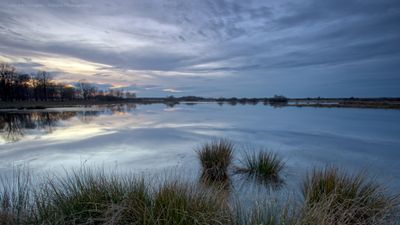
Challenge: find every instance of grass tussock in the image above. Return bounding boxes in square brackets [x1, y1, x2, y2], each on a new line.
[152, 181, 229, 225]
[197, 139, 234, 181]
[236, 150, 285, 183]
[36, 168, 139, 224]
[232, 201, 294, 225]
[0, 170, 32, 225]
[105, 180, 230, 225]
[1, 168, 231, 225]
[300, 167, 400, 225]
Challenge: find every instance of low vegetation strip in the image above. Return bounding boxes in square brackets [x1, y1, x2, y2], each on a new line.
[2, 97, 400, 110]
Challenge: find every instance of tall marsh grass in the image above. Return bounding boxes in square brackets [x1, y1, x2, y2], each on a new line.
[0, 166, 398, 225]
[300, 167, 400, 225]
[232, 201, 295, 225]
[235, 150, 285, 183]
[0, 168, 231, 225]
[197, 139, 234, 181]
[36, 168, 140, 224]
[0, 170, 32, 225]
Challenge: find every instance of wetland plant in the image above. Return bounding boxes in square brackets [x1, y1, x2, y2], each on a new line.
[300, 166, 400, 225]
[235, 150, 285, 183]
[197, 139, 234, 182]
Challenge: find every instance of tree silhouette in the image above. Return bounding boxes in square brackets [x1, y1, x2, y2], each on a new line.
[0, 62, 135, 102]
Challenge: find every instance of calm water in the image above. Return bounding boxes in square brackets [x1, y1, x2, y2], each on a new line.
[0, 103, 399, 196]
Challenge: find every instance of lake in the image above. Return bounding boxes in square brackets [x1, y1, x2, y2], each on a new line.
[0, 103, 399, 199]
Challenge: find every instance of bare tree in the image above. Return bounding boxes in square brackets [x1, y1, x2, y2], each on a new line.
[126, 92, 136, 99]
[0, 63, 125, 102]
[0, 63, 17, 101]
[35, 71, 52, 101]
[78, 81, 97, 100]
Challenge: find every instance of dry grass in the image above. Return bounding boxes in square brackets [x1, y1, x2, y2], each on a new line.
[35, 168, 135, 224]
[232, 201, 295, 225]
[300, 167, 400, 225]
[0, 166, 398, 225]
[104, 180, 230, 225]
[0, 170, 33, 225]
[0, 168, 231, 225]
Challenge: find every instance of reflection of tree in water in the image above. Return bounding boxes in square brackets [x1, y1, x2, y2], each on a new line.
[268, 101, 288, 108]
[0, 113, 24, 142]
[109, 104, 136, 114]
[164, 101, 180, 108]
[0, 111, 77, 142]
[0, 104, 137, 143]
[76, 111, 100, 123]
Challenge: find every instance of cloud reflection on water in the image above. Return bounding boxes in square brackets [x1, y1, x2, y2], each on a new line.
[0, 103, 399, 193]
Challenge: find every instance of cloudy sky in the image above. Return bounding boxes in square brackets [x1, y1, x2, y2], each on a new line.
[1, 0, 399, 97]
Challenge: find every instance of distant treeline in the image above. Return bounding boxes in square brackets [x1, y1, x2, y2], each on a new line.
[150, 96, 400, 102]
[130, 95, 400, 109]
[0, 63, 136, 102]
[133, 96, 400, 103]
[131, 95, 290, 107]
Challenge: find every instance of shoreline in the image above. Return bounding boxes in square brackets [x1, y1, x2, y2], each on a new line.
[1, 97, 400, 110]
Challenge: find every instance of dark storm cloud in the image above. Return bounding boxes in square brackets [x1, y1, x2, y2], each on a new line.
[0, 0, 399, 97]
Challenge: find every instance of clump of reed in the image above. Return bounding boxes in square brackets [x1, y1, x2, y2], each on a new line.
[300, 166, 400, 225]
[35, 168, 137, 224]
[235, 150, 285, 183]
[104, 180, 230, 225]
[151, 181, 229, 225]
[232, 201, 295, 225]
[197, 139, 234, 182]
[0, 168, 231, 225]
[39, 170, 230, 225]
[0, 169, 33, 225]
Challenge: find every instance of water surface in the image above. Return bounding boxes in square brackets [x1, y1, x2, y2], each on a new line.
[1, 103, 399, 196]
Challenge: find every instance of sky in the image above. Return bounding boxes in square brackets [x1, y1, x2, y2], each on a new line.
[0, 0, 399, 97]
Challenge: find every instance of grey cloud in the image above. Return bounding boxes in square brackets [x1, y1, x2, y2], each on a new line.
[0, 0, 399, 97]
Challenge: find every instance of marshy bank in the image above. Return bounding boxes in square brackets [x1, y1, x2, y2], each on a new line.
[2, 97, 400, 110]
[1, 141, 399, 225]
